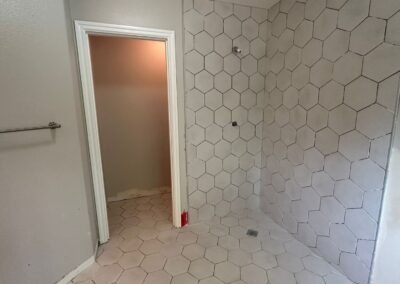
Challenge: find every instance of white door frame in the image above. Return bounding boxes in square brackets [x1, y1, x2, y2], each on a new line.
[74, 20, 182, 243]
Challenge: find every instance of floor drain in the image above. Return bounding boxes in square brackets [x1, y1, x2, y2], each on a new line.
[246, 229, 258, 237]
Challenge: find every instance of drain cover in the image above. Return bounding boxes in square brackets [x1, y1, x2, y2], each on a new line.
[246, 229, 258, 237]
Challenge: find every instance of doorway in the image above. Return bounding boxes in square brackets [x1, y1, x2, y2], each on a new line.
[75, 21, 182, 243]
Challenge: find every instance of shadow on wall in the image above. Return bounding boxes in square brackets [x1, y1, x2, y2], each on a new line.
[261, 0, 400, 283]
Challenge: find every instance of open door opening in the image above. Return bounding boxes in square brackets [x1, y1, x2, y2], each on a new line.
[75, 21, 182, 244]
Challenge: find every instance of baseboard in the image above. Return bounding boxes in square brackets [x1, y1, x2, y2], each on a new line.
[107, 186, 171, 202]
[56, 243, 98, 284]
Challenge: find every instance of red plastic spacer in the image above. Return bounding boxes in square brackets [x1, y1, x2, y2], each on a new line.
[181, 211, 188, 227]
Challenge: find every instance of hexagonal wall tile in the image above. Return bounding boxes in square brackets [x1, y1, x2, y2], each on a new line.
[241, 55, 258, 76]
[290, 106, 307, 129]
[224, 15, 242, 39]
[272, 13, 287, 37]
[205, 52, 223, 75]
[313, 9, 338, 40]
[302, 39, 322, 67]
[243, 18, 259, 41]
[338, 0, 369, 31]
[333, 52, 362, 85]
[294, 20, 313, 47]
[349, 17, 385, 55]
[345, 209, 377, 240]
[328, 105, 356, 135]
[185, 50, 204, 74]
[350, 159, 385, 191]
[344, 77, 377, 111]
[310, 59, 333, 87]
[304, 148, 324, 172]
[185, 10, 204, 34]
[215, 1, 233, 18]
[194, 0, 213, 15]
[323, 29, 349, 61]
[204, 13, 223, 37]
[325, 153, 350, 180]
[356, 104, 394, 139]
[319, 81, 343, 110]
[312, 171, 334, 196]
[232, 72, 249, 92]
[292, 64, 310, 89]
[215, 72, 232, 93]
[251, 38, 266, 59]
[287, 2, 305, 30]
[195, 32, 214, 55]
[307, 105, 328, 131]
[386, 11, 400, 45]
[363, 43, 400, 82]
[215, 34, 233, 57]
[305, 0, 326, 21]
[338, 131, 369, 161]
[205, 89, 223, 110]
[195, 70, 214, 92]
[299, 84, 318, 110]
[334, 179, 363, 209]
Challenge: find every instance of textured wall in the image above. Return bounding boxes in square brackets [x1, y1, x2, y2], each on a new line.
[261, 0, 400, 283]
[183, 0, 268, 222]
[0, 1, 98, 283]
[90, 36, 171, 198]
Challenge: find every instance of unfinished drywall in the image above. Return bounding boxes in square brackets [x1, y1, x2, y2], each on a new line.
[69, 0, 187, 211]
[89, 36, 171, 199]
[261, 1, 400, 283]
[0, 1, 97, 283]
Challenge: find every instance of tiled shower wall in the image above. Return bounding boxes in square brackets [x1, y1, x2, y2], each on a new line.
[183, 0, 268, 222]
[261, 0, 400, 283]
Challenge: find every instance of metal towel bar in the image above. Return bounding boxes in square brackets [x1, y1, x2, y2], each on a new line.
[0, 122, 61, 134]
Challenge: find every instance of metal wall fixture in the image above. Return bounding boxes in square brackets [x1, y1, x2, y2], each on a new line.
[0, 121, 61, 134]
[232, 46, 242, 54]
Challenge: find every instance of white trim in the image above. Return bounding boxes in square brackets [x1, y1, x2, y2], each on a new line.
[56, 245, 97, 284]
[74, 21, 183, 244]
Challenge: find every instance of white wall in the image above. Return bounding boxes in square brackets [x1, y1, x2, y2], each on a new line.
[371, 98, 400, 284]
[90, 36, 171, 197]
[0, 1, 97, 283]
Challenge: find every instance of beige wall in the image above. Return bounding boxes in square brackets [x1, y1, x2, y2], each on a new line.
[68, 0, 188, 210]
[0, 1, 97, 283]
[89, 36, 171, 197]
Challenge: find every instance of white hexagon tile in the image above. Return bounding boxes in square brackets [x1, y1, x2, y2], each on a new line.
[72, 193, 354, 284]
[261, 0, 400, 284]
[183, 0, 267, 224]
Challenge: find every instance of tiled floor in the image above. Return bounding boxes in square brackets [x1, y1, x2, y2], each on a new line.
[72, 193, 353, 284]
